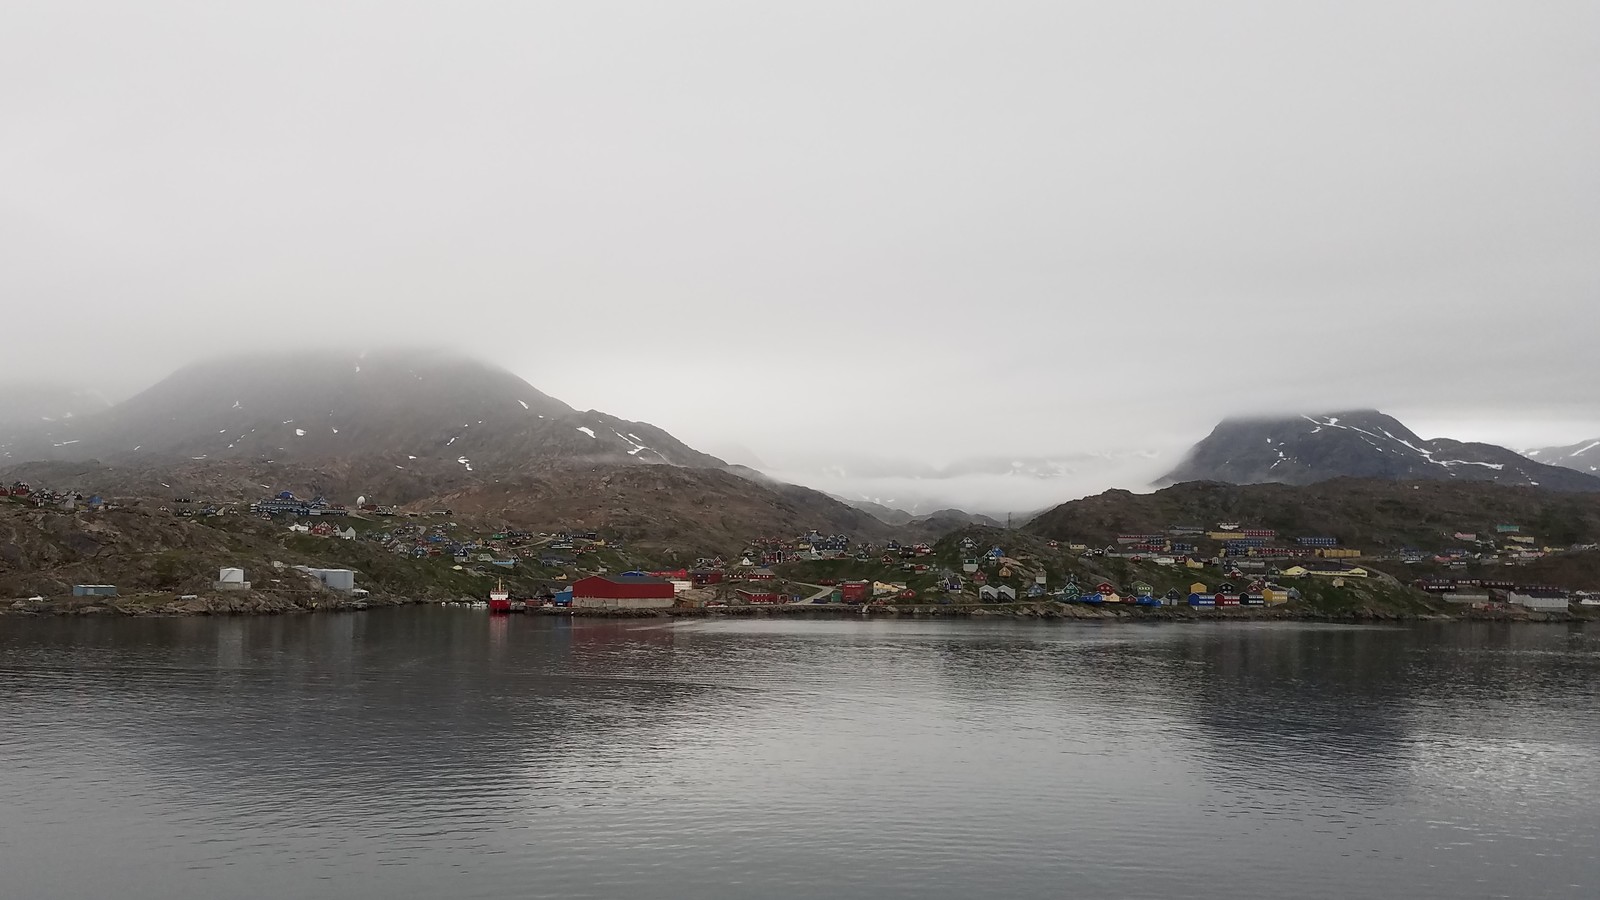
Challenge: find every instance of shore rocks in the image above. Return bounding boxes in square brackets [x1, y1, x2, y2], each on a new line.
[2, 594, 1590, 624]
[0, 590, 424, 618]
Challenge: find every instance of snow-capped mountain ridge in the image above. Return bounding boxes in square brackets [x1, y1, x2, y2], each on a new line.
[1525, 439, 1600, 474]
[1162, 409, 1600, 491]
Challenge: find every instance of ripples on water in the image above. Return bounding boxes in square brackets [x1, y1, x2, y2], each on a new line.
[2, 614, 1598, 899]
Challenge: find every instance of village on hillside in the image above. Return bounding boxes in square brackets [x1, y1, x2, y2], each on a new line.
[5, 478, 1600, 617]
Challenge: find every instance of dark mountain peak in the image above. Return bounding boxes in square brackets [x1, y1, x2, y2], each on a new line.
[1163, 410, 1600, 492]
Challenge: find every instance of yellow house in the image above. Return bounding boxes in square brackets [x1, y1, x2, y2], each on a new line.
[1068, 543, 1087, 552]
[1189, 582, 1208, 595]
[1317, 548, 1361, 559]
[1186, 558, 1206, 569]
[1279, 566, 1308, 578]
[1207, 532, 1240, 541]
[1263, 587, 1289, 605]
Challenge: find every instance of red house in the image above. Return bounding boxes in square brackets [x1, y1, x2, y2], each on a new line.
[691, 570, 724, 586]
[572, 575, 676, 610]
[736, 588, 781, 604]
[840, 581, 870, 603]
[745, 568, 776, 581]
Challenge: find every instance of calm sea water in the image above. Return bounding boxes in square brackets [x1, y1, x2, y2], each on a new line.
[2, 611, 1598, 899]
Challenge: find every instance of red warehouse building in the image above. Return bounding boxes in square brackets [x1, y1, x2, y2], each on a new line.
[736, 588, 782, 605]
[839, 581, 870, 603]
[571, 575, 677, 610]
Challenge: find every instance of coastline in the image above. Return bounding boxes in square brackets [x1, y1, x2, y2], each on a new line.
[5, 593, 1591, 624]
[2, 591, 423, 618]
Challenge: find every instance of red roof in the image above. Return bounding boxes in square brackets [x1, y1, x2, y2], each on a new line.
[572, 575, 675, 600]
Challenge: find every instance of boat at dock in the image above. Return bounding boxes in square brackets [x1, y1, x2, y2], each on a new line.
[488, 579, 512, 614]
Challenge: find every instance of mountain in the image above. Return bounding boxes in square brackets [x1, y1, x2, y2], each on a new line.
[837, 498, 916, 526]
[0, 350, 890, 551]
[1160, 410, 1600, 492]
[1525, 439, 1600, 475]
[2, 350, 724, 471]
[0, 384, 113, 460]
[837, 497, 1004, 531]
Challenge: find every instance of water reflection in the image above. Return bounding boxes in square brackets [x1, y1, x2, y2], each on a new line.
[2, 614, 1598, 900]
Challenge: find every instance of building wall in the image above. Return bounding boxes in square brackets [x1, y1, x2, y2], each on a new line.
[317, 569, 356, 591]
[572, 595, 676, 610]
[1509, 592, 1568, 610]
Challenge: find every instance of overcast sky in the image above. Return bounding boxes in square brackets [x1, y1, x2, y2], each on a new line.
[4, 1, 1597, 487]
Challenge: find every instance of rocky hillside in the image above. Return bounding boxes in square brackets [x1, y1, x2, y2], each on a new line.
[0, 350, 890, 552]
[1525, 439, 1600, 475]
[1025, 479, 1600, 552]
[1161, 410, 1600, 492]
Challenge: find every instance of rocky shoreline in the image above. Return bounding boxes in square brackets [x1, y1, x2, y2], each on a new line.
[4, 594, 1592, 624]
[573, 602, 1593, 624]
[2, 591, 425, 618]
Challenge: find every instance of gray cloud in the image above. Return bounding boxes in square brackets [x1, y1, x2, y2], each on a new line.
[3, 1, 1596, 498]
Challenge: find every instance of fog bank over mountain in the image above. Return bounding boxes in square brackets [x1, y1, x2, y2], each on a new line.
[4, 2, 1597, 475]
[761, 451, 1174, 519]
